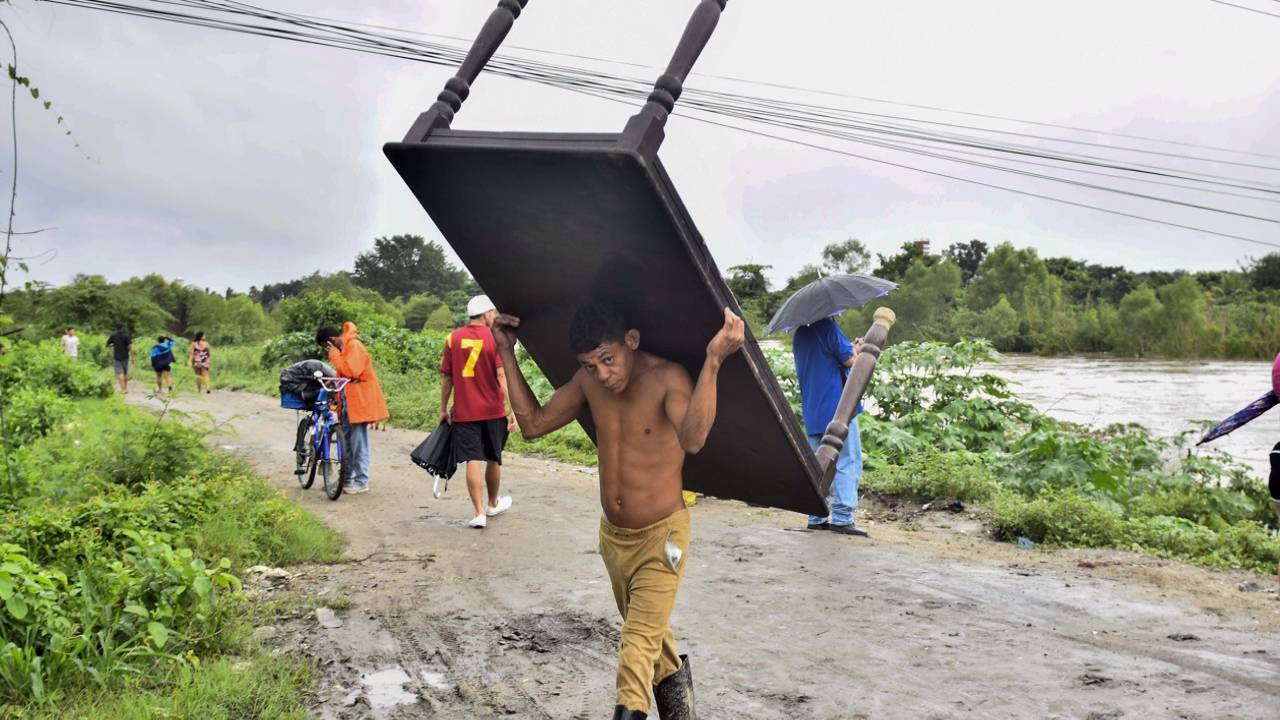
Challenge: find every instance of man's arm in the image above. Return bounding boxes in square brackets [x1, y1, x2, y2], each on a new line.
[439, 376, 453, 424]
[492, 314, 585, 439]
[329, 341, 368, 378]
[496, 367, 517, 431]
[664, 308, 745, 454]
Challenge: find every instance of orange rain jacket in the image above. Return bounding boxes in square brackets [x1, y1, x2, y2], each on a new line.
[327, 322, 389, 425]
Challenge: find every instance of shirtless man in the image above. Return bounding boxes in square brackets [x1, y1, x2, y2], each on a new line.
[494, 302, 744, 720]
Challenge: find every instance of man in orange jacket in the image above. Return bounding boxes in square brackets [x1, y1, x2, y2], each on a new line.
[316, 322, 389, 494]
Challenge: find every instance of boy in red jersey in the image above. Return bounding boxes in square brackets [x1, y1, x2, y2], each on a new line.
[439, 295, 518, 528]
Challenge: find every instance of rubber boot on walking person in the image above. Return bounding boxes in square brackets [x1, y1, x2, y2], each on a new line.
[439, 295, 517, 528]
[1270, 442, 1280, 523]
[317, 323, 389, 495]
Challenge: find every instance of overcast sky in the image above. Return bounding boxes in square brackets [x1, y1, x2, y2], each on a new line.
[4, 0, 1278, 293]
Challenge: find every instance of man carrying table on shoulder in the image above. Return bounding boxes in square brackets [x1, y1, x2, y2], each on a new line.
[493, 301, 744, 720]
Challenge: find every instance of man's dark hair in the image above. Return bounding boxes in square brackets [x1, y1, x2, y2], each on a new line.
[569, 303, 631, 354]
[315, 326, 341, 346]
[194, 331, 205, 342]
[115, 323, 126, 332]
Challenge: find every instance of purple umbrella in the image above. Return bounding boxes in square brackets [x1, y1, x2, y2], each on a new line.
[1196, 391, 1279, 446]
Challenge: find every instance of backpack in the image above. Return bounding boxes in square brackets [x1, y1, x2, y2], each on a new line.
[151, 345, 174, 370]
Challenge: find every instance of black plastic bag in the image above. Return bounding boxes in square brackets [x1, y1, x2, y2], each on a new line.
[279, 359, 336, 403]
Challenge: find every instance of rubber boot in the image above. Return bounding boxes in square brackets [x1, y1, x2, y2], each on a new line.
[613, 706, 646, 719]
[1271, 443, 1280, 588]
[653, 654, 696, 720]
[1273, 498, 1280, 590]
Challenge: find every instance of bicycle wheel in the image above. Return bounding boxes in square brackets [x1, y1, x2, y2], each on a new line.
[295, 418, 316, 489]
[321, 423, 345, 501]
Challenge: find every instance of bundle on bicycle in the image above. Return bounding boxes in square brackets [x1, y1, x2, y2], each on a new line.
[280, 359, 350, 500]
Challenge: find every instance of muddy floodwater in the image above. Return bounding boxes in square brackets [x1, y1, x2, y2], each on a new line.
[990, 355, 1277, 478]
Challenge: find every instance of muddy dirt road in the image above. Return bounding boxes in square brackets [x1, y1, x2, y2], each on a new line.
[134, 389, 1280, 719]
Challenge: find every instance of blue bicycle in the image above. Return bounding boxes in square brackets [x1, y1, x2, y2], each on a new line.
[291, 374, 351, 501]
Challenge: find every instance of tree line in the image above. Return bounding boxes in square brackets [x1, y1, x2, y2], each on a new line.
[5, 234, 479, 343]
[728, 239, 1280, 359]
[11, 232, 1280, 359]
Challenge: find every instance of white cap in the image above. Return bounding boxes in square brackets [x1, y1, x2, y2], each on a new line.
[466, 295, 496, 317]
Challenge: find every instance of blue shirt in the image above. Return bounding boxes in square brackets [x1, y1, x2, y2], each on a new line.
[793, 318, 859, 436]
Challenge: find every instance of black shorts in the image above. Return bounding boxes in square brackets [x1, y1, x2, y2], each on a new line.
[451, 418, 509, 464]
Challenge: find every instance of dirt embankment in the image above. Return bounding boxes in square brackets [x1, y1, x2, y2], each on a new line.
[134, 389, 1280, 719]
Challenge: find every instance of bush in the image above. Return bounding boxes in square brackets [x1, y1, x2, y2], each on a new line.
[862, 448, 999, 503]
[2, 387, 73, 449]
[0, 361, 341, 709]
[842, 340, 1278, 572]
[989, 489, 1125, 547]
[0, 342, 111, 400]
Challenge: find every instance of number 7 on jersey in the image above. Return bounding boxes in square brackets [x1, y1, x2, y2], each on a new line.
[460, 338, 484, 378]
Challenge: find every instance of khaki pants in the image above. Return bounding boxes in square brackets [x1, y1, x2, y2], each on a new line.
[599, 508, 691, 713]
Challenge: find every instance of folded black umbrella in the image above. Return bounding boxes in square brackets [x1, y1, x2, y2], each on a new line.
[411, 423, 457, 497]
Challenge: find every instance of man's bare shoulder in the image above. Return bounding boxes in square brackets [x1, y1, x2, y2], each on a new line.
[640, 353, 692, 390]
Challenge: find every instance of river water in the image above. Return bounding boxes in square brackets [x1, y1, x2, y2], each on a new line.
[989, 355, 1276, 479]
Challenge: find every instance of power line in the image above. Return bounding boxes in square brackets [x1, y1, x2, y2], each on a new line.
[687, 115, 1280, 250]
[1207, 0, 1280, 19]
[269, 2, 1280, 162]
[52, 0, 1277, 188]
[522, 76, 1280, 249]
[37, 0, 1280, 248]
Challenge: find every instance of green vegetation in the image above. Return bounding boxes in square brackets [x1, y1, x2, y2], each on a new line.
[0, 341, 340, 715]
[5, 234, 479, 350]
[21, 654, 314, 720]
[731, 238, 1280, 359]
[826, 341, 1278, 572]
[10, 231, 1276, 581]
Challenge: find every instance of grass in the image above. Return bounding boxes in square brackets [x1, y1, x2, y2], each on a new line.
[0, 345, 346, 715]
[13, 652, 315, 720]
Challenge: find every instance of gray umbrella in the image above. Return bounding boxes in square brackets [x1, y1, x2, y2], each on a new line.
[763, 274, 897, 334]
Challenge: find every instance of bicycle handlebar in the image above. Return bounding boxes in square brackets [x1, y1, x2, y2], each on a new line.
[315, 376, 352, 393]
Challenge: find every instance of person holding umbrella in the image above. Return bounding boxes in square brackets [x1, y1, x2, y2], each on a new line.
[765, 274, 896, 536]
[793, 319, 867, 535]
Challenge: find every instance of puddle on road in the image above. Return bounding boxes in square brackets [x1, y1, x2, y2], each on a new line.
[361, 667, 418, 709]
[417, 666, 452, 691]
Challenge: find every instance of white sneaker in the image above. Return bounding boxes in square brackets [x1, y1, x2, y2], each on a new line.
[468, 514, 487, 529]
[485, 496, 512, 517]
